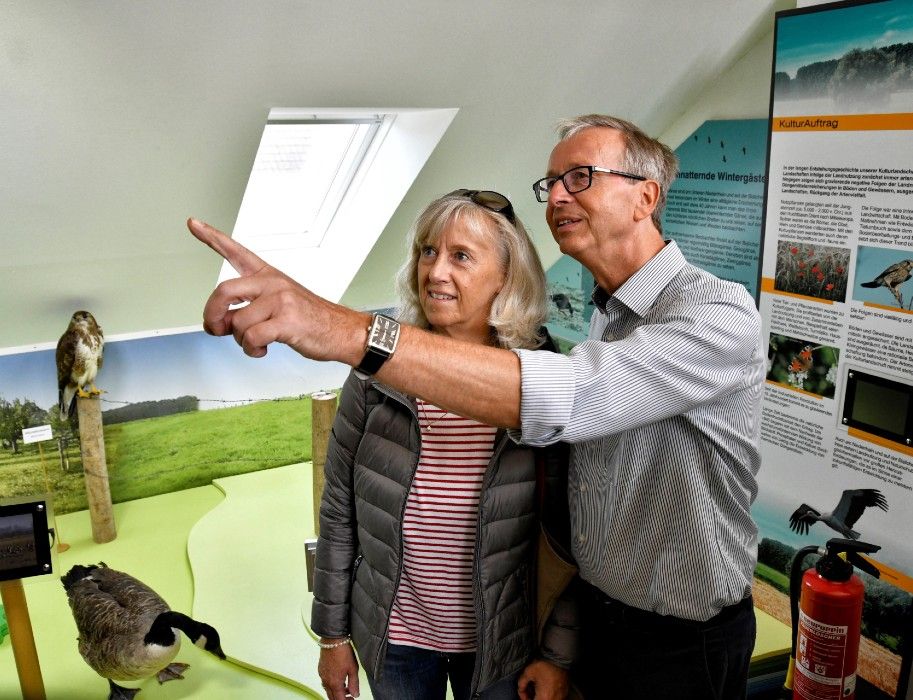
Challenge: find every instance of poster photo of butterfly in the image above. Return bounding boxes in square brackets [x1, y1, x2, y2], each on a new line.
[767, 333, 841, 398]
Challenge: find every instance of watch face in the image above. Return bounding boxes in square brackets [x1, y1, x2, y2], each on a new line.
[369, 315, 399, 354]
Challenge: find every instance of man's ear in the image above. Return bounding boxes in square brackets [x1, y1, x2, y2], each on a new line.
[633, 180, 661, 223]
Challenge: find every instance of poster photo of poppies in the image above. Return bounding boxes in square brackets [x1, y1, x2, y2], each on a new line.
[773, 239, 850, 302]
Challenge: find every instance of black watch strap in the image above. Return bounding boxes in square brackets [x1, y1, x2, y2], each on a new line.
[354, 314, 400, 379]
[355, 347, 389, 377]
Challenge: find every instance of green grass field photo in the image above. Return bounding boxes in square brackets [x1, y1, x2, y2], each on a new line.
[0, 397, 325, 514]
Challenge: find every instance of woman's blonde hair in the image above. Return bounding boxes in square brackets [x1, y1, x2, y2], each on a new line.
[395, 192, 547, 350]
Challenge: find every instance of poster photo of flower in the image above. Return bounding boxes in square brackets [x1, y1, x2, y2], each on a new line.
[766, 333, 840, 398]
[773, 239, 850, 302]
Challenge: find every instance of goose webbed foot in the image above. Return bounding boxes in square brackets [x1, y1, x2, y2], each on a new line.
[107, 679, 140, 700]
[156, 662, 190, 684]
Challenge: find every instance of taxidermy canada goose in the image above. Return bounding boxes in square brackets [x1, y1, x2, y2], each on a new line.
[62, 562, 226, 700]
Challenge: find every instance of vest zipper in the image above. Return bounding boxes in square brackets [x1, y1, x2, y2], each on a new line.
[373, 392, 421, 680]
[469, 430, 509, 697]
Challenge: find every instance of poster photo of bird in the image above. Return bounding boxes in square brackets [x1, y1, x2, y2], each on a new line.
[56, 310, 104, 417]
[855, 244, 913, 310]
[859, 258, 913, 309]
[788, 488, 888, 540]
[545, 283, 588, 339]
[62, 562, 226, 699]
[550, 292, 574, 317]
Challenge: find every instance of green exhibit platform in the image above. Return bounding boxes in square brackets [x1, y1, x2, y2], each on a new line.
[0, 463, 790, 699]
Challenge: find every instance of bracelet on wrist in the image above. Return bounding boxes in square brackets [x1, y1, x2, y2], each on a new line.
[318, 636, 352, 649]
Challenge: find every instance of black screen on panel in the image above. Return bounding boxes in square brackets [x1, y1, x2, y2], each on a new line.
[0, 501, 52, 581]
[844, 369, 913, 445]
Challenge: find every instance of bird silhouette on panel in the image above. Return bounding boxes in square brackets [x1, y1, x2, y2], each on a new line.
[56, 310, 105, 417]
[789, 488, 888, 540]
[62, 563, 226, 700]
[860, 259, 913, 309]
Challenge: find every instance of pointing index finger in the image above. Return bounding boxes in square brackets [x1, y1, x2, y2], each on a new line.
[187, 217, 266, 277]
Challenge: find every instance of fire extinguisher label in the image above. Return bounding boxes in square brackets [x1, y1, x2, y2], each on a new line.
[795, 609, 854, 699]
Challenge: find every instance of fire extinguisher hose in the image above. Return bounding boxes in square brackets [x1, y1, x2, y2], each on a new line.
[782, 544, 822, 697]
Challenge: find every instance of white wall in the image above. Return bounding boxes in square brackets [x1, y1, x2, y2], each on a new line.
[660, 27, 777, 150]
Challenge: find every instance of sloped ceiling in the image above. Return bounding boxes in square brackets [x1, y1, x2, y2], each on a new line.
[2, 1, 785, 350]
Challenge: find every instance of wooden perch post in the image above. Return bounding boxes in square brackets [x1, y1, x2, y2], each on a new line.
[76, 396, 116, 543]
[310, 391, 338, 536]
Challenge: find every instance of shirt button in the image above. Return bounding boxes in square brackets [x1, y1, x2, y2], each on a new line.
[580, 484, 587, 493]
[577, 534, 586, 544]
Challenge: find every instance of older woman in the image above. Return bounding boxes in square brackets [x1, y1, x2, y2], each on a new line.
[311, 189, 577, 700]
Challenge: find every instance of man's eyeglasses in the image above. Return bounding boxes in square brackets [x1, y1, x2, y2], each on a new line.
[448, 189, 516, 224]
[531, 166, 647, 203]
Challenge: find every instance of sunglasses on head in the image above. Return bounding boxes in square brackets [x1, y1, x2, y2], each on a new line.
[447, 189, 516, 224]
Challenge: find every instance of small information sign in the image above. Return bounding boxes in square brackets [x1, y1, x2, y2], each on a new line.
[21, 425, 53, 444]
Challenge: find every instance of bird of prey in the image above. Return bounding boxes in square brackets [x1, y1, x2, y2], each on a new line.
[860, 259, 913, 308]
[56, 310, 104, 417]
[789, 488, 888, 539]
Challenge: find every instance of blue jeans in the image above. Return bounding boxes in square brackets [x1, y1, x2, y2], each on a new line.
[576, 583, 756, 700]
[368, 643, 520, 700]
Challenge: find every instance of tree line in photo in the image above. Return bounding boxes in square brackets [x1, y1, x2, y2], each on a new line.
[0, 394, 201, 454]
[774, 42, 913, 105]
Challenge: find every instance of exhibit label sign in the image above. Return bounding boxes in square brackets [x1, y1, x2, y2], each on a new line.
[21, 425, 52, 444]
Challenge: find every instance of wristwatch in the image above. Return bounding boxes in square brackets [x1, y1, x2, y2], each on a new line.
[354, 313, 400, 380]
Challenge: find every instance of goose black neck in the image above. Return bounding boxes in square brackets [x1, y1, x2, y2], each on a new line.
[144, 611, 195, 646]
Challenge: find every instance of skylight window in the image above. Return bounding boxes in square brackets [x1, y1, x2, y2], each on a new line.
[219, 107, 458, 303]
[232, 116, 382, 250]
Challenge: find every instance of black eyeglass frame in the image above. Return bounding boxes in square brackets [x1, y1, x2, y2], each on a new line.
[447, 189, 516, 224]
[531, 165, 647, 203]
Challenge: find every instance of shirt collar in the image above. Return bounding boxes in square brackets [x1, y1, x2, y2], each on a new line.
[590, 240, 687, 317]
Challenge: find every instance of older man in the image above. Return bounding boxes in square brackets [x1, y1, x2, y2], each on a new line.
[190, 114, 765, 699]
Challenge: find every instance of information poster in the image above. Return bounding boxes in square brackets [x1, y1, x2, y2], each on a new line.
[663, 118, 768, 299]
[545, 119, 768, 344]
[755, 1, 913, 697]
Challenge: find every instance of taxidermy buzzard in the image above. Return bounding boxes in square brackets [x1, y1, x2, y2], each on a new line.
[789, 488, 888, 540]
[56, 310, 104, 417]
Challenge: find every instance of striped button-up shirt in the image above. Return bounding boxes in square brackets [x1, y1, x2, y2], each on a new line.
[513, 241, 765, 621]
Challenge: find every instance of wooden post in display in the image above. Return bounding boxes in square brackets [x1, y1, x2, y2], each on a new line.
[76, 396, 116, 543]
[36, 443, 69, 553]
[310, 391, 338, 536]
[0, 579, 46, 700]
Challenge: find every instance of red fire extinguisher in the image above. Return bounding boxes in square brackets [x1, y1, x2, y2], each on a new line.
[784, 537, 880, 700]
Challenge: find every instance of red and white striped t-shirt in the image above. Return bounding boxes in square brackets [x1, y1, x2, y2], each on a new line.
[386, 399, 497, 652]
